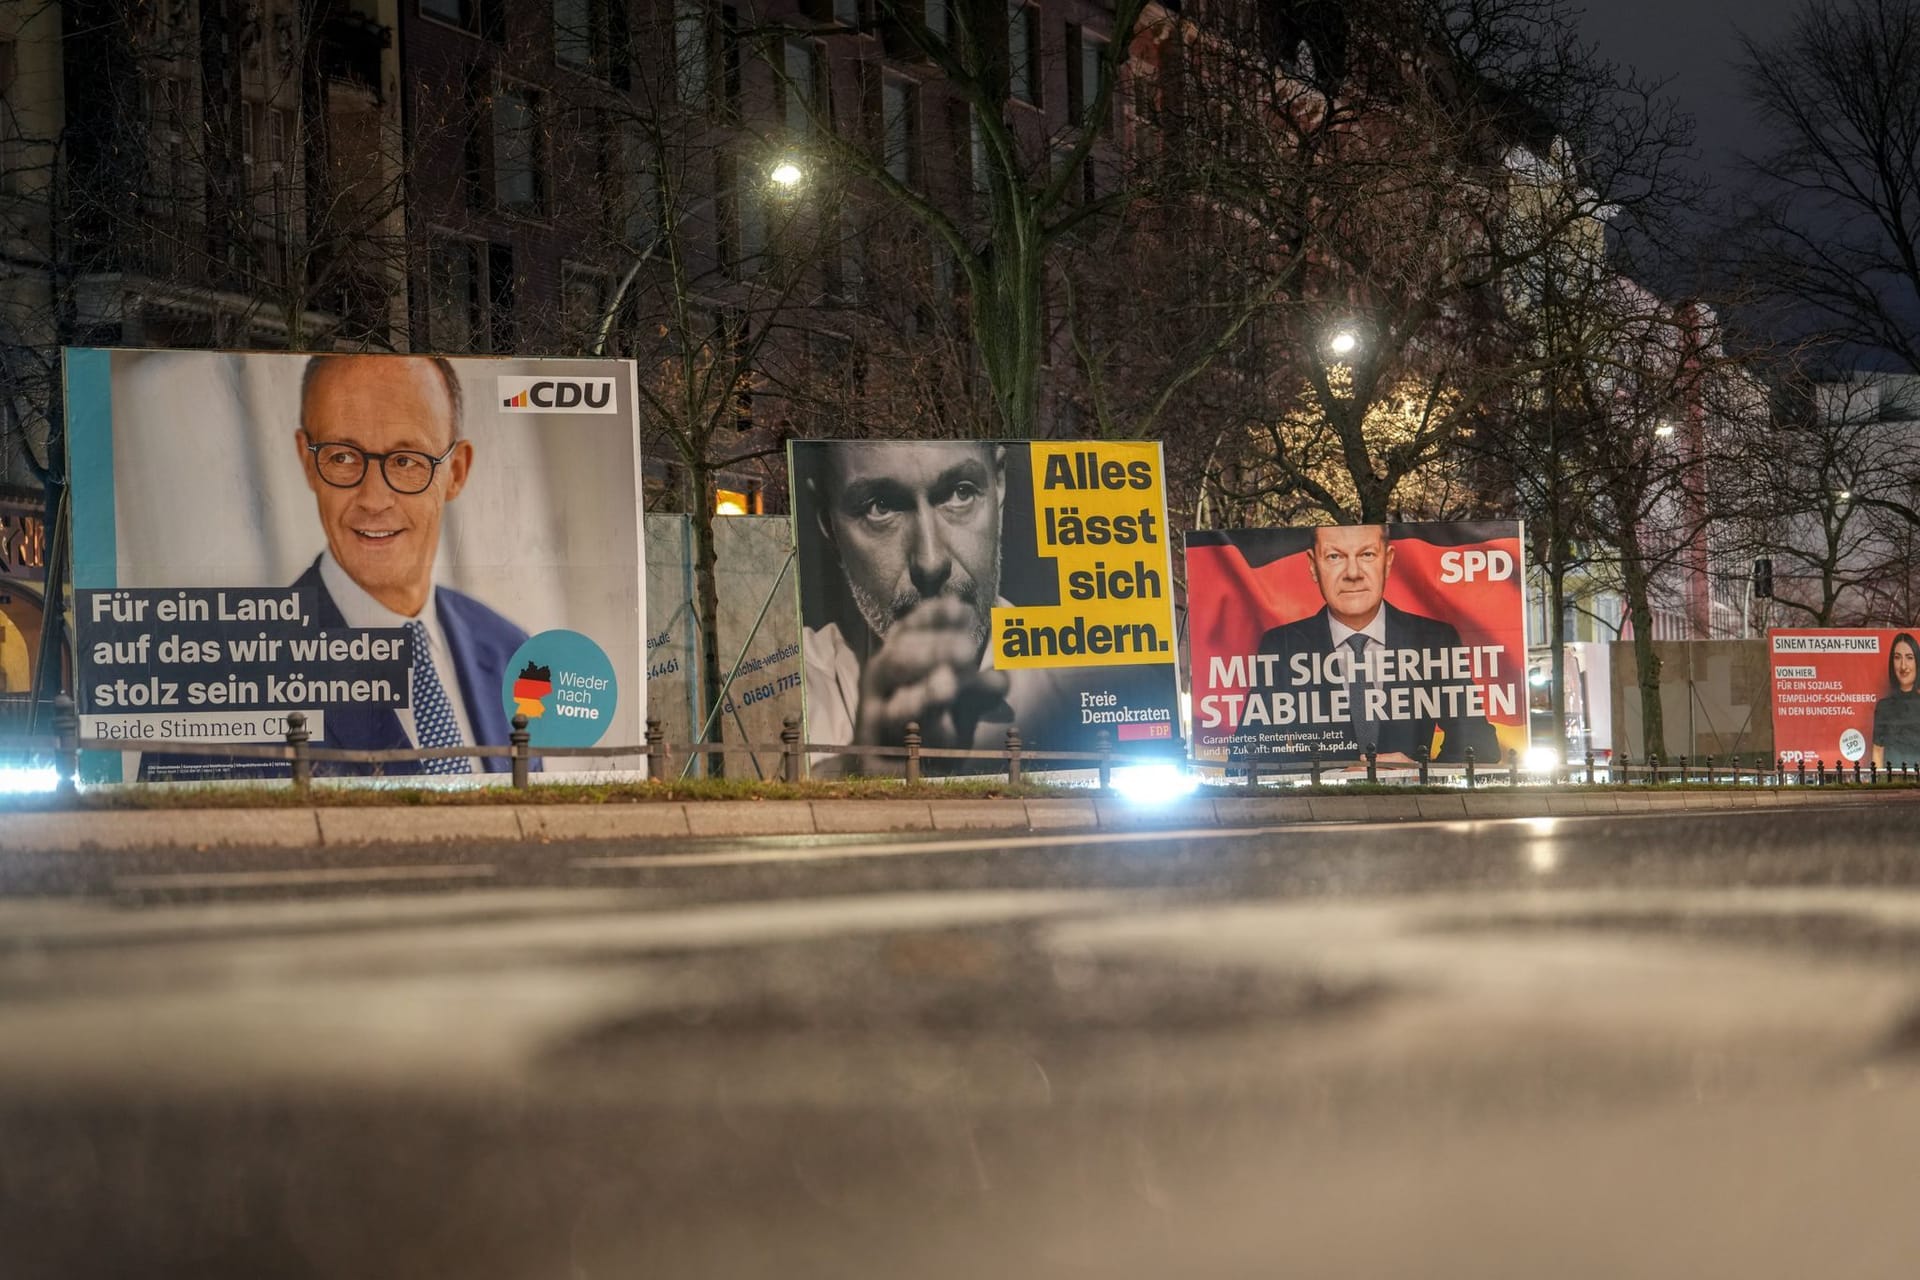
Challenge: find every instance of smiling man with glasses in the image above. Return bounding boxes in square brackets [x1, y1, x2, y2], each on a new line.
[288, 354, 529, 775]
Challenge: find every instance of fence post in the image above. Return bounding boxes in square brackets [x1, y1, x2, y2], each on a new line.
[1619, 747, 1632, 786]
[1679, 754, 1689, 784]
[1585, 749, 1595, 786]
[1853, 759, 1863, 785]
[509, 713, 530, 789]
[1365, 745, 1378, 784]
[1507, 748, 1519, 787]
[904, 721, 922, 785]
[286, 710, 311, 797]
[645, 718, 665, 782]
[1097, 728, 1114, 792]
[782, 716, 802, 784]
[52, 694, 79, 797]
[1796, 757, 1806, 787]
[1418, 745, 1430, 786]
[1309, 741, 1322, 787]
[1871, 760, 1879, 785]
[1705, 754, 1715, 784]
[1005, 726, 1023, 786]
[1465, 746, 1476, 790]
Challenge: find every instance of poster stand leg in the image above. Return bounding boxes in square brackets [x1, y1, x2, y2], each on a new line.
[682, 550, 797, 782]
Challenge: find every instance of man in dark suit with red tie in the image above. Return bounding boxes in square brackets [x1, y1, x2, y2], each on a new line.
[1249, 524, 1498, 766]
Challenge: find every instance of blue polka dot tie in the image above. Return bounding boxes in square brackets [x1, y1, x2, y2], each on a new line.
[407, 620, 472, 775]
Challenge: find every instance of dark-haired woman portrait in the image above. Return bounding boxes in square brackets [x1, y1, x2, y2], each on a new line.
[1872, 632, 1920, 769]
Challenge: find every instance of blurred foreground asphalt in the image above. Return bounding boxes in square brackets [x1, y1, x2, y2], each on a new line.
[5, 802, 1920, 1278]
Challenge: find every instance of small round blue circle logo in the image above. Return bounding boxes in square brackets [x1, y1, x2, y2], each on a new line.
[503, 630, 618, 748]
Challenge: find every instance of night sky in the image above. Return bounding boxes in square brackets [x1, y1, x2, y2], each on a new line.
[1577, 0, 1805, 192]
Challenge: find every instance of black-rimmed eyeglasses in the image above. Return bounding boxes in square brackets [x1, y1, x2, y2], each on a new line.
[305, 440, 460, 494]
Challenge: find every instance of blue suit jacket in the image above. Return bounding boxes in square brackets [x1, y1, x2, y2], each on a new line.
[137, 561, 532, 780]
[294, 558, 530, 776]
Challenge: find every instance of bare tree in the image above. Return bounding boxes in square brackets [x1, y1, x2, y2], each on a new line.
[533, 2, 851, 767]
[1732, 0, 1920, 370]
[1185, 0, 1698, 526]
[1722, 372, 1920, 625]
[782, 0, 1156, 439]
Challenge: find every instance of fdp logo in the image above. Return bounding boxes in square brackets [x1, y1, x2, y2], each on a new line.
[496, 375, 618, 414]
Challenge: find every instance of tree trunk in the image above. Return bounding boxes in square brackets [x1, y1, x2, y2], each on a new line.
[690, 463, 724, 778]
[1618, 536, 1665, 759]
[979, 223, 1045, 438]
[1548, 542, 1567, 762]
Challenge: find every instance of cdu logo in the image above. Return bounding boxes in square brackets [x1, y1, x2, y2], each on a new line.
[496, 375, 618, 414]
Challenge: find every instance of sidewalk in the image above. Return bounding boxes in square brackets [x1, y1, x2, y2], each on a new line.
[2, 787, 1912, 854]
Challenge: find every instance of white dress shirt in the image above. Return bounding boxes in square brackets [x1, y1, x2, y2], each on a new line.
[318, 551, 476, 749]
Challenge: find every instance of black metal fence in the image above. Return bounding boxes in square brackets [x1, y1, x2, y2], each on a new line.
[5, 694, 1920, 797]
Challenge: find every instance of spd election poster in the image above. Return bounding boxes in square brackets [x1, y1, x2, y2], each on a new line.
[1187, 522, 1529, 767]
[66, 348, 646, 783]
[1770, 628, 1920, 769]
[789, 439, 1180, 772]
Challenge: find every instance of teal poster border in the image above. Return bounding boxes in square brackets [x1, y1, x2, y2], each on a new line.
[63, 348, 122, 783]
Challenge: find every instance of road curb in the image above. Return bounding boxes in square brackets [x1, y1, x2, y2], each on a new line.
[4, 789, 1916, 855]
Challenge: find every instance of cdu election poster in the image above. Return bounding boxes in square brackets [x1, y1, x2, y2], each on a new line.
[1187, 522, 1529, 768]
[789, 439, 1181, 773]
[65, 349, 645, 783]
[1770, 628, 1920, 769]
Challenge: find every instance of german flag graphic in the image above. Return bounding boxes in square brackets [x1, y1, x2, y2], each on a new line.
[512, 661, 553, 718]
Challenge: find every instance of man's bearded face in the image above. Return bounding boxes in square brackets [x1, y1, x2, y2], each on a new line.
[824, 444, 1002, 652]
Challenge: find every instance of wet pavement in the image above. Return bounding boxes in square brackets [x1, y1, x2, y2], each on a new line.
[4, 802, 1920, 1277]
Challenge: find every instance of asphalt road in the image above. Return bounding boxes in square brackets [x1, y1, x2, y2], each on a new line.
[5, 801, 1920, 1278]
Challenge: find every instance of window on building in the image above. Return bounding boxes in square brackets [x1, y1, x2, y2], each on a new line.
[492, 86, 544, 213]
[1007, 2, 1038, 106]
[488, 242, 517, 350]
[556, 0, 629, 84]
[421, 0, 496, 35]
[924, 0, 951, 44]
[424, 238, 483, 353]
[618, 126, 659, 247]
[970, 106, 990, 199]
[779, 39, 827, 135]
[562, 264, 609, 343]
[719, 6, 743, 121]
[882, 77, 917, 185]
[674, 0, 709, 110]
[1066, 25, 1110, 132]
[822, 208, 864, 303]
[553, 0, 594, 70]
[801, 0, 863, 27]
[716, 151, 768, 278]
[0, 41, 17, 193]
[150, 75, 193, 203]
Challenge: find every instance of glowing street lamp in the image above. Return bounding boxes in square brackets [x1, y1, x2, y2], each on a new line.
[769, 159, 805, 190]
[1328, 329, 1359, 357]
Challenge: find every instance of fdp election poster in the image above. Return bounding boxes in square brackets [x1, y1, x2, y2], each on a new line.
[1187, 522, 1529, 767]
[790, 439, 1180, 772]
[65, 349, 646, 782]
[1770, 628, 1920, 768]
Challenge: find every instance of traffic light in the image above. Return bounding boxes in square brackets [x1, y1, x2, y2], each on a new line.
[1753, 557, 1774, 599]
